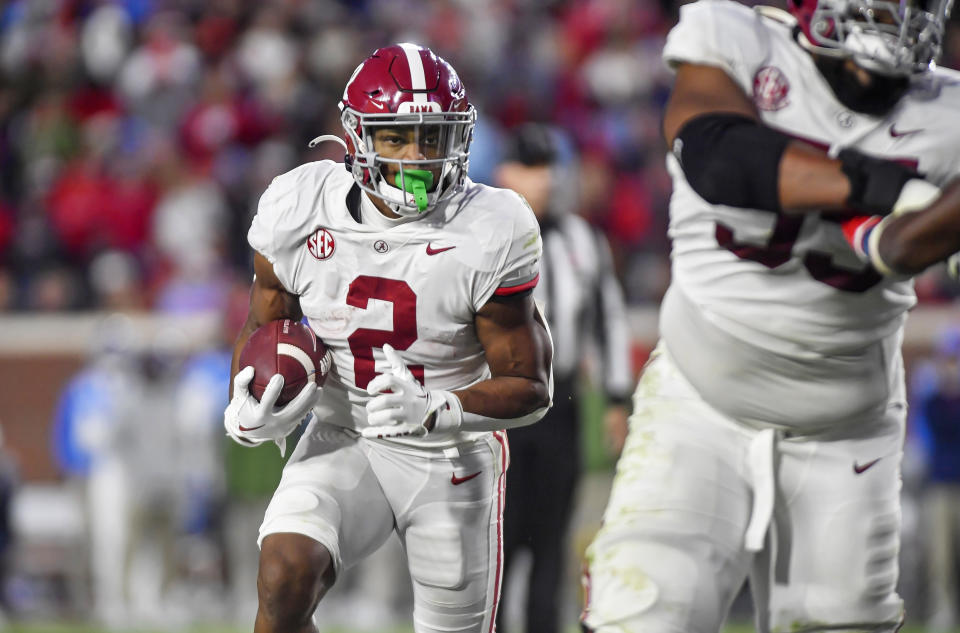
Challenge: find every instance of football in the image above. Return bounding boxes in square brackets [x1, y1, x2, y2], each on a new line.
[238, 319, 331, 406]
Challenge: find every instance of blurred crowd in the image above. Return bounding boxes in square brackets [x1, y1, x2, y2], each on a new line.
[1, 0, 959, 312]
[2, 0, 960, 629]
[0, 0, 676, 313]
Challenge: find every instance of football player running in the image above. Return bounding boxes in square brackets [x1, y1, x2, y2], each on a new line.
[581, 0, 960, 631]
[223, 43, 553, 633]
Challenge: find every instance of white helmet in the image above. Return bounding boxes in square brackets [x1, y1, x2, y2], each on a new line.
[789, 0, 955, 76]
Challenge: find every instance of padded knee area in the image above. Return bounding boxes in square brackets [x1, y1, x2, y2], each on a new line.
[584, 540, 660, 624]
[863, 512, 899, 599]
[769, 510, 903, 632]
[262, 486, 334, 528]
[583, 529, 747, 633]
[406, 524, 465, 589]
[259, 485, 345, 573]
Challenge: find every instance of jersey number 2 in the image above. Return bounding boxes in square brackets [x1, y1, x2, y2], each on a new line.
[346, 276, 424, 389]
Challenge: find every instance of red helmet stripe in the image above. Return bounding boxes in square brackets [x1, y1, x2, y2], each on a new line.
[399, 42, 429, 103]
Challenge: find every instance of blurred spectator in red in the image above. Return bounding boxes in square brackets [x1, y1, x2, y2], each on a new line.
[179, 64, 277, 170]
[46, 115, 157, 260]
[0, 202, 14, 259]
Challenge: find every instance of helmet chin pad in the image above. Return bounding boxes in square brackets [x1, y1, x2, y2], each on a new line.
[395, 170, 435, 213]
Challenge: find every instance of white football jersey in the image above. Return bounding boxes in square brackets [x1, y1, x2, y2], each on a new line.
[248, 161, 541, 448]
[660, 0, 960, 430]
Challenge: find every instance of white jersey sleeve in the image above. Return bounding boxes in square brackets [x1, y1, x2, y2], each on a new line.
[663, 0, 773, 94]
[470, 189, 542, 309]
[906, 69, 960, 186]
[248, 161, 341, 295]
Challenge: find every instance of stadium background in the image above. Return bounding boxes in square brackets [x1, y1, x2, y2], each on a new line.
[0, 0, 958, 631]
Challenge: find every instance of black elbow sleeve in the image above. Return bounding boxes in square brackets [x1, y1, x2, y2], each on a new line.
[672, 113, 790, 212]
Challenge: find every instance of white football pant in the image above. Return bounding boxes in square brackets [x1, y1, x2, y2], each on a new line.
[259, 420, 508, 633]
[581, 343, 904, 633]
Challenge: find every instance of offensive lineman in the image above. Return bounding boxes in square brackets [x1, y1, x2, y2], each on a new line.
[581, 0, 960, 631]
[222, 43, 553, 633]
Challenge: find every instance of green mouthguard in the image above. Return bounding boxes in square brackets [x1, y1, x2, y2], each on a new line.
[395, 170, 434, 212]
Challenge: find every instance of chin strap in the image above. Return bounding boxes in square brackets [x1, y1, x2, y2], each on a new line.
[375, 179, 418, 217]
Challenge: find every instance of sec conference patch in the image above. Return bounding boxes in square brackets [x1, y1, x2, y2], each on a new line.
[308, 228, 336, 261]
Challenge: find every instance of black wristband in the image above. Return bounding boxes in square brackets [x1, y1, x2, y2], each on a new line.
[838, 148, 918, 215]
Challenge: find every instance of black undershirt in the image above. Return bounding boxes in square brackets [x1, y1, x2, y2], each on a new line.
[346, 183, 362, 224]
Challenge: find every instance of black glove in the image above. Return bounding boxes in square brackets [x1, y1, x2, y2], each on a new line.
[839, 148, 921, 215]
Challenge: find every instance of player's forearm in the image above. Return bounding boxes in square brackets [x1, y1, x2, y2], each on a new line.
[778, 143, 851, 212]
[878, 179, 960, 274]
[231, 260, 304, 397]
[453, 376, 551, 424]
[419, 376, 551, 435]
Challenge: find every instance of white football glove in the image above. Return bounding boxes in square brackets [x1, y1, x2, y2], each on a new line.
[948, 252, 960, 280]
[363, 344, 461, 439]
[892, 178, 941, 216]
[224, 366, 319, 455]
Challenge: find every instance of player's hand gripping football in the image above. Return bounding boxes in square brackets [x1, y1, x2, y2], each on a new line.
[363, 344, 459, 439]
[224, 366, 319, 453]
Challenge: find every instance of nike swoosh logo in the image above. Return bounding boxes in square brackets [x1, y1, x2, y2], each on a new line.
[426, 243, 456, 256]
[238, 423, 266, 432]
[889, 125, 923, 138]
[853, 458, 881, 474]
[451, 471, 482, 485]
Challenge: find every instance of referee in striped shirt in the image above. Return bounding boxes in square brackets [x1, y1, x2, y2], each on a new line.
[494, 123, 633, 633]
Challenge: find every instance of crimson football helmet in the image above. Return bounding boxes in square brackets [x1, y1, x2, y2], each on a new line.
[314, 43, 476, 217]
[788, 0, 954, 75]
